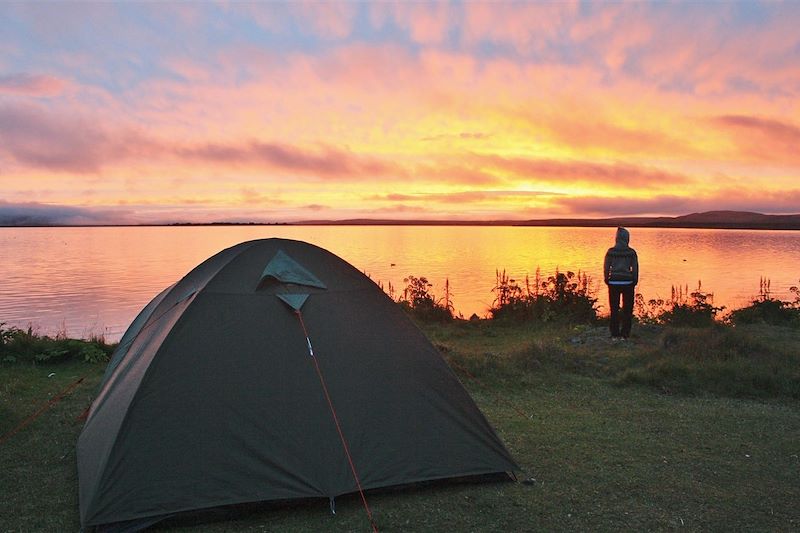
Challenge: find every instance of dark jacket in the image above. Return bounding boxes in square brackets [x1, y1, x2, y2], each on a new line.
[603, 227, 639, 285]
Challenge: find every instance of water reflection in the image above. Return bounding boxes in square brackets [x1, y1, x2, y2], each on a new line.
[1, 226, 798, 341]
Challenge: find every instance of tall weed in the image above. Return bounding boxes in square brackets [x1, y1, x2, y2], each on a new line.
[397, 275, 454, 322]
[634, 281, 724, 327]
[728, 277, 800, 326]
[490, 268, 598, 324]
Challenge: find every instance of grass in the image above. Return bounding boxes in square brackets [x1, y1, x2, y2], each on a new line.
[1, 321, 799, 532]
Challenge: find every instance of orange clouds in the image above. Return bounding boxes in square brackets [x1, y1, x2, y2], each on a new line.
[1, 2, 799, 222]
[711, 115, 800, 165]
[178, 141, 405, 180]
[554, 188, 800, 218]
[471, 154, 692, 190]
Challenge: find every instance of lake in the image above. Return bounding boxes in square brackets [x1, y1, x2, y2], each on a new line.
[1, 225, 799, 341]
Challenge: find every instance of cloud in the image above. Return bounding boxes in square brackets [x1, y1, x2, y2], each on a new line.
[0, 103, 154, 173]
[421, 132, 492, 142]
[411, 163, 501, 186]
[552, 189, 800, 217]
[371, 2, 454, 45]
[231, 2, 357, 39]
[0, 201, 135, 226]
[1, 2, 799, 222]
[0, 73, 68, 96]
[474, 154, 692, 189]
[239, 187, 288, 206]
[289, 1, 357, 39]
[551, 195, 693, 217]
[369, 190, 557, 205]
[372, 204, 429, 214]
[715, 115, 800, 142]
[462, 1, 579, 54]
[0, 102, 404, 179]
[712, 114, 800, 164]
[179, 141, 404, 180]
[540, 115, 697, 159]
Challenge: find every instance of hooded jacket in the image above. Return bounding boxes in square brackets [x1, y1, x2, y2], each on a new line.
[603, 227, 639, 285]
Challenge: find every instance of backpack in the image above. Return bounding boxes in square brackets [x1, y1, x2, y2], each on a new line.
[607, 249, 636, 283]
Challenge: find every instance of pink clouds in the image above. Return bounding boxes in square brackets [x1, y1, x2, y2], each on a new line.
[462, 1, 579, 54]
[540, 116, 696, 159]
[0, 103, 135, 173]
[473, 154, 692, 190]
[0, 73, 68, 96]
[0, 100, 405, 179]
[372, 2, 453, 45]
[715, 115, 800, 145]
[179, 141, 405, 180]
[234, 2, 357, 39]
[369, 190, 555, 205]
[553, 188, 800, 217]
[1, 2, 799, 223]
[712, 115, 800, 164]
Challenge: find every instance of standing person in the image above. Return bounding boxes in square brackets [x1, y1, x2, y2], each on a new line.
[603, 227, 639, 339]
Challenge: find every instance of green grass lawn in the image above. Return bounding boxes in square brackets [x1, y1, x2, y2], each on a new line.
[1, 322, 798, 532]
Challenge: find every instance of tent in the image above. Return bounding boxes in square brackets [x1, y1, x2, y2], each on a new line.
[77, 238, 519, 530]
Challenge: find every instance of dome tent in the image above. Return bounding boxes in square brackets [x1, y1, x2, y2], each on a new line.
[77, 239, 519, 530]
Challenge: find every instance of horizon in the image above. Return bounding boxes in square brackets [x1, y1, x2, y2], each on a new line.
[4, 209, 800, 230]
[2, 2, 800, 225]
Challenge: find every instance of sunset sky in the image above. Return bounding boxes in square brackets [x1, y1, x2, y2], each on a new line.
[1, 1, 799, 225]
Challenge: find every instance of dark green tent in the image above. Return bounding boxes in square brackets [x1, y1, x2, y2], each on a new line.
[77, 239, 519, 530]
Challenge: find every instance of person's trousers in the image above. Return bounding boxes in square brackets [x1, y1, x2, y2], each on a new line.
[608, 284, 635, 338]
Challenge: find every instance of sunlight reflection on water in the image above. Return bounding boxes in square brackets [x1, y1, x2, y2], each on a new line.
[1, 226, 798, 341]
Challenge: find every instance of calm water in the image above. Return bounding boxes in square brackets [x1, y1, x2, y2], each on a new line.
[1, 226, 799, 341]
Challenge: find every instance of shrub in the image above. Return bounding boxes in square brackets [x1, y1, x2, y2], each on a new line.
[397, 275, 454, 322]
[0, 322, 112, 365]
[490, 267, 598, 324]
[634, 282, 724, 327]
[728, 278, 800, 326]
[729, 299, 799, 326]
[490, 270, 531, 321]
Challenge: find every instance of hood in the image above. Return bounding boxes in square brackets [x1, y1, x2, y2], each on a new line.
[614, 227, 630, 248]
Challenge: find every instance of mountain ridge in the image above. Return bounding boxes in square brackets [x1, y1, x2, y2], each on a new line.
[296, 211, 800, 230]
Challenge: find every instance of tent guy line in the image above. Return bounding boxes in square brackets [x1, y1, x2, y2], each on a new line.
[292, 306, 379, 532]
[0, 376, 86, 446]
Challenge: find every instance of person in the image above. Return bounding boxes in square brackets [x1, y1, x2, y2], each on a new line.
[603, 227, 638, 339]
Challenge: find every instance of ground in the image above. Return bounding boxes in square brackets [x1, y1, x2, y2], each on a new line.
[1, 321, 798, 532]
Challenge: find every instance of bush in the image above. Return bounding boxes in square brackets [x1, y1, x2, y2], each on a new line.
[0, 322, 112, 365]
[490, 268, 598, 324]
[634, 282, 724, 327]
[397, 275, 454, 322]
[729, 299, 799, 326]
[728, 278, 800, 326]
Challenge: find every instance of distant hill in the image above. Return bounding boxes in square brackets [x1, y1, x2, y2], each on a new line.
[298, 211, 800, 230]
[516, 211, 800, 230]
